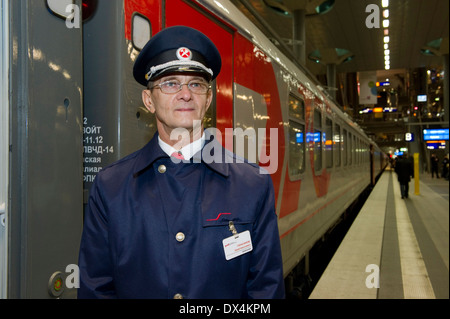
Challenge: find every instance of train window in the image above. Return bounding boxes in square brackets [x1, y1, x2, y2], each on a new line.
[288, 94, 305, 179]
[359, 139, 362, 165]
[47, 0, 98, 22]
[288, 121, 305, 178]
[132, 13, 151, 51]
[347, 132, 351, 165]
[364, 142, 369, 164]
[334, 123, 341, 167]
[348, 132, 352, 165]
[289, 95, 304, 121]
[356, 138, 360, 165]
[47, 0, 75, 19]
[82, 0, 98, 22]
[325, 117, 333, 169]
[343, 129, 347, 166]
[362, 140, 366, 164]
[314, 109, 322, 172]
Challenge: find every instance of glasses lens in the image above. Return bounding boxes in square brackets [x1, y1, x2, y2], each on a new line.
[160, 81, 181, 93]
[188, 81, 209, 94]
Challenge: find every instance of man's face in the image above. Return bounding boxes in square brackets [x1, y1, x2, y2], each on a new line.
[142, 74, 213, 136]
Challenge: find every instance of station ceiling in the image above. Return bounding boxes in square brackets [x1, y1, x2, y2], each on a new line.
[231, 0, 449, 79]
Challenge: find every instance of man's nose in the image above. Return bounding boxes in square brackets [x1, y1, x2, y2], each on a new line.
[178, 83, 193, 97]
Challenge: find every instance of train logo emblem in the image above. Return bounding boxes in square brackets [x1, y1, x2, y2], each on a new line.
[176, 47, 192, 61]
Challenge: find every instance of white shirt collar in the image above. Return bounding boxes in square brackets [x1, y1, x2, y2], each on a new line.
[158, 133, 206, 160]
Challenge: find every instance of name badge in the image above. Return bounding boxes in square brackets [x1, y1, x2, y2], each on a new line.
[222, 230, 253, 261]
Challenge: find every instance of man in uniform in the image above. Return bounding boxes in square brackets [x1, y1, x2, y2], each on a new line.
[78, 26, 285, 299]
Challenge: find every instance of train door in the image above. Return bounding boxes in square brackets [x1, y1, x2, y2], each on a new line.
[82, 0, 161, 196]
[0, 0, 9, 299]
[6, 0, 84, 298]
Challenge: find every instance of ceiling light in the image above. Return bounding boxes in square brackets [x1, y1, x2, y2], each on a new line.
[315, 0, 335, 15]
[382, 19, 389, 28]
[384, 29, 389, 35]
[384, 36, 390, 43]
[383, 9, 389, 18]
[262, 0, 291, 17]
[382, 0, 389, 8]
[384, 49, 390, 55]
[384, 43, 389, 49]
[420, 38, 445, 57]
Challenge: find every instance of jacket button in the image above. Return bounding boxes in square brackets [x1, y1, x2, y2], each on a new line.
[175, 232, 185, 242]
[158, 165, 166, 173]
[173, 293, 183, 299]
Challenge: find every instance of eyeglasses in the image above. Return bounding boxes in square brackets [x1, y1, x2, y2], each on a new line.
[150, 80, 211, 94]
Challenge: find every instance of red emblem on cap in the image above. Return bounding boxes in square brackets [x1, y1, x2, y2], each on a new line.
[176, 47, 192, 61]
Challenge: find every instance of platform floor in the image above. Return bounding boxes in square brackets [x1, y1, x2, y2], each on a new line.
[309, 169, 449, 299]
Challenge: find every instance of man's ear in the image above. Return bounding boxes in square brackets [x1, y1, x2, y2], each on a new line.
[142, 89, 156, 113]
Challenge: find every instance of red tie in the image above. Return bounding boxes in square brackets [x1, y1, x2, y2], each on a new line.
[171, 151, 185, 160]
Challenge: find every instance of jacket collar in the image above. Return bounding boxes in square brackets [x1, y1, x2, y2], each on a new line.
[133, 130, 230, 178]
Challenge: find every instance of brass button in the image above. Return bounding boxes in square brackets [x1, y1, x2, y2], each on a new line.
[175, 232, 185, 242]
[173, 293, 183, 299]
[158, 165, 167, 174]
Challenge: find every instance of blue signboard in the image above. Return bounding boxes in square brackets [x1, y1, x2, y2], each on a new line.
[426, 141, 446, 150]
[296, 132, 303, 143]
[306, 132, 321, 143]
[423, 129, 449, 141]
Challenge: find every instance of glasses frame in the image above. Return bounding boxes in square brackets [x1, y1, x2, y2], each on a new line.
[150, 79, 212, 95]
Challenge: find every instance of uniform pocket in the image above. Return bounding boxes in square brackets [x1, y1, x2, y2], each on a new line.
[202, 212, 254, 228]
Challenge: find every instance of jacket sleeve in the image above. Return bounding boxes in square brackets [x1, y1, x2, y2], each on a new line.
[78, 175, 117, 299]
[246, 173, 285, 299]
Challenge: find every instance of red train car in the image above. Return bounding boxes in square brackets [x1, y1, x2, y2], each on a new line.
[0, 0, 386, 298]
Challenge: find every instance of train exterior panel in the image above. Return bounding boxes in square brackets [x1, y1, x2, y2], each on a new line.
[0, 0, 386, 298]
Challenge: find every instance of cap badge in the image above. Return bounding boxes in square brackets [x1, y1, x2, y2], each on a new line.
[176, 47, 192, 61]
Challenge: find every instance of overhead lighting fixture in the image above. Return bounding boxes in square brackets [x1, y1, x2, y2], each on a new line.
[382, 0, 390, 70]
[307, 47, 354, 65]
[420, 38, 445, 56]
[315, 0, 335, 15]
[262, 0, 291, 17]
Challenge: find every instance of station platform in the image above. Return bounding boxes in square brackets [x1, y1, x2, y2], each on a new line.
[309, 169, 449, 299]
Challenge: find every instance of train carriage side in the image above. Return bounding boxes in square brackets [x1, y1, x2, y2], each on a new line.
[200, 0, 379, 278]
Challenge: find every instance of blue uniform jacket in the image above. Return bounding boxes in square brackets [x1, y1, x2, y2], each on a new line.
[78, 132, 285, 299]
